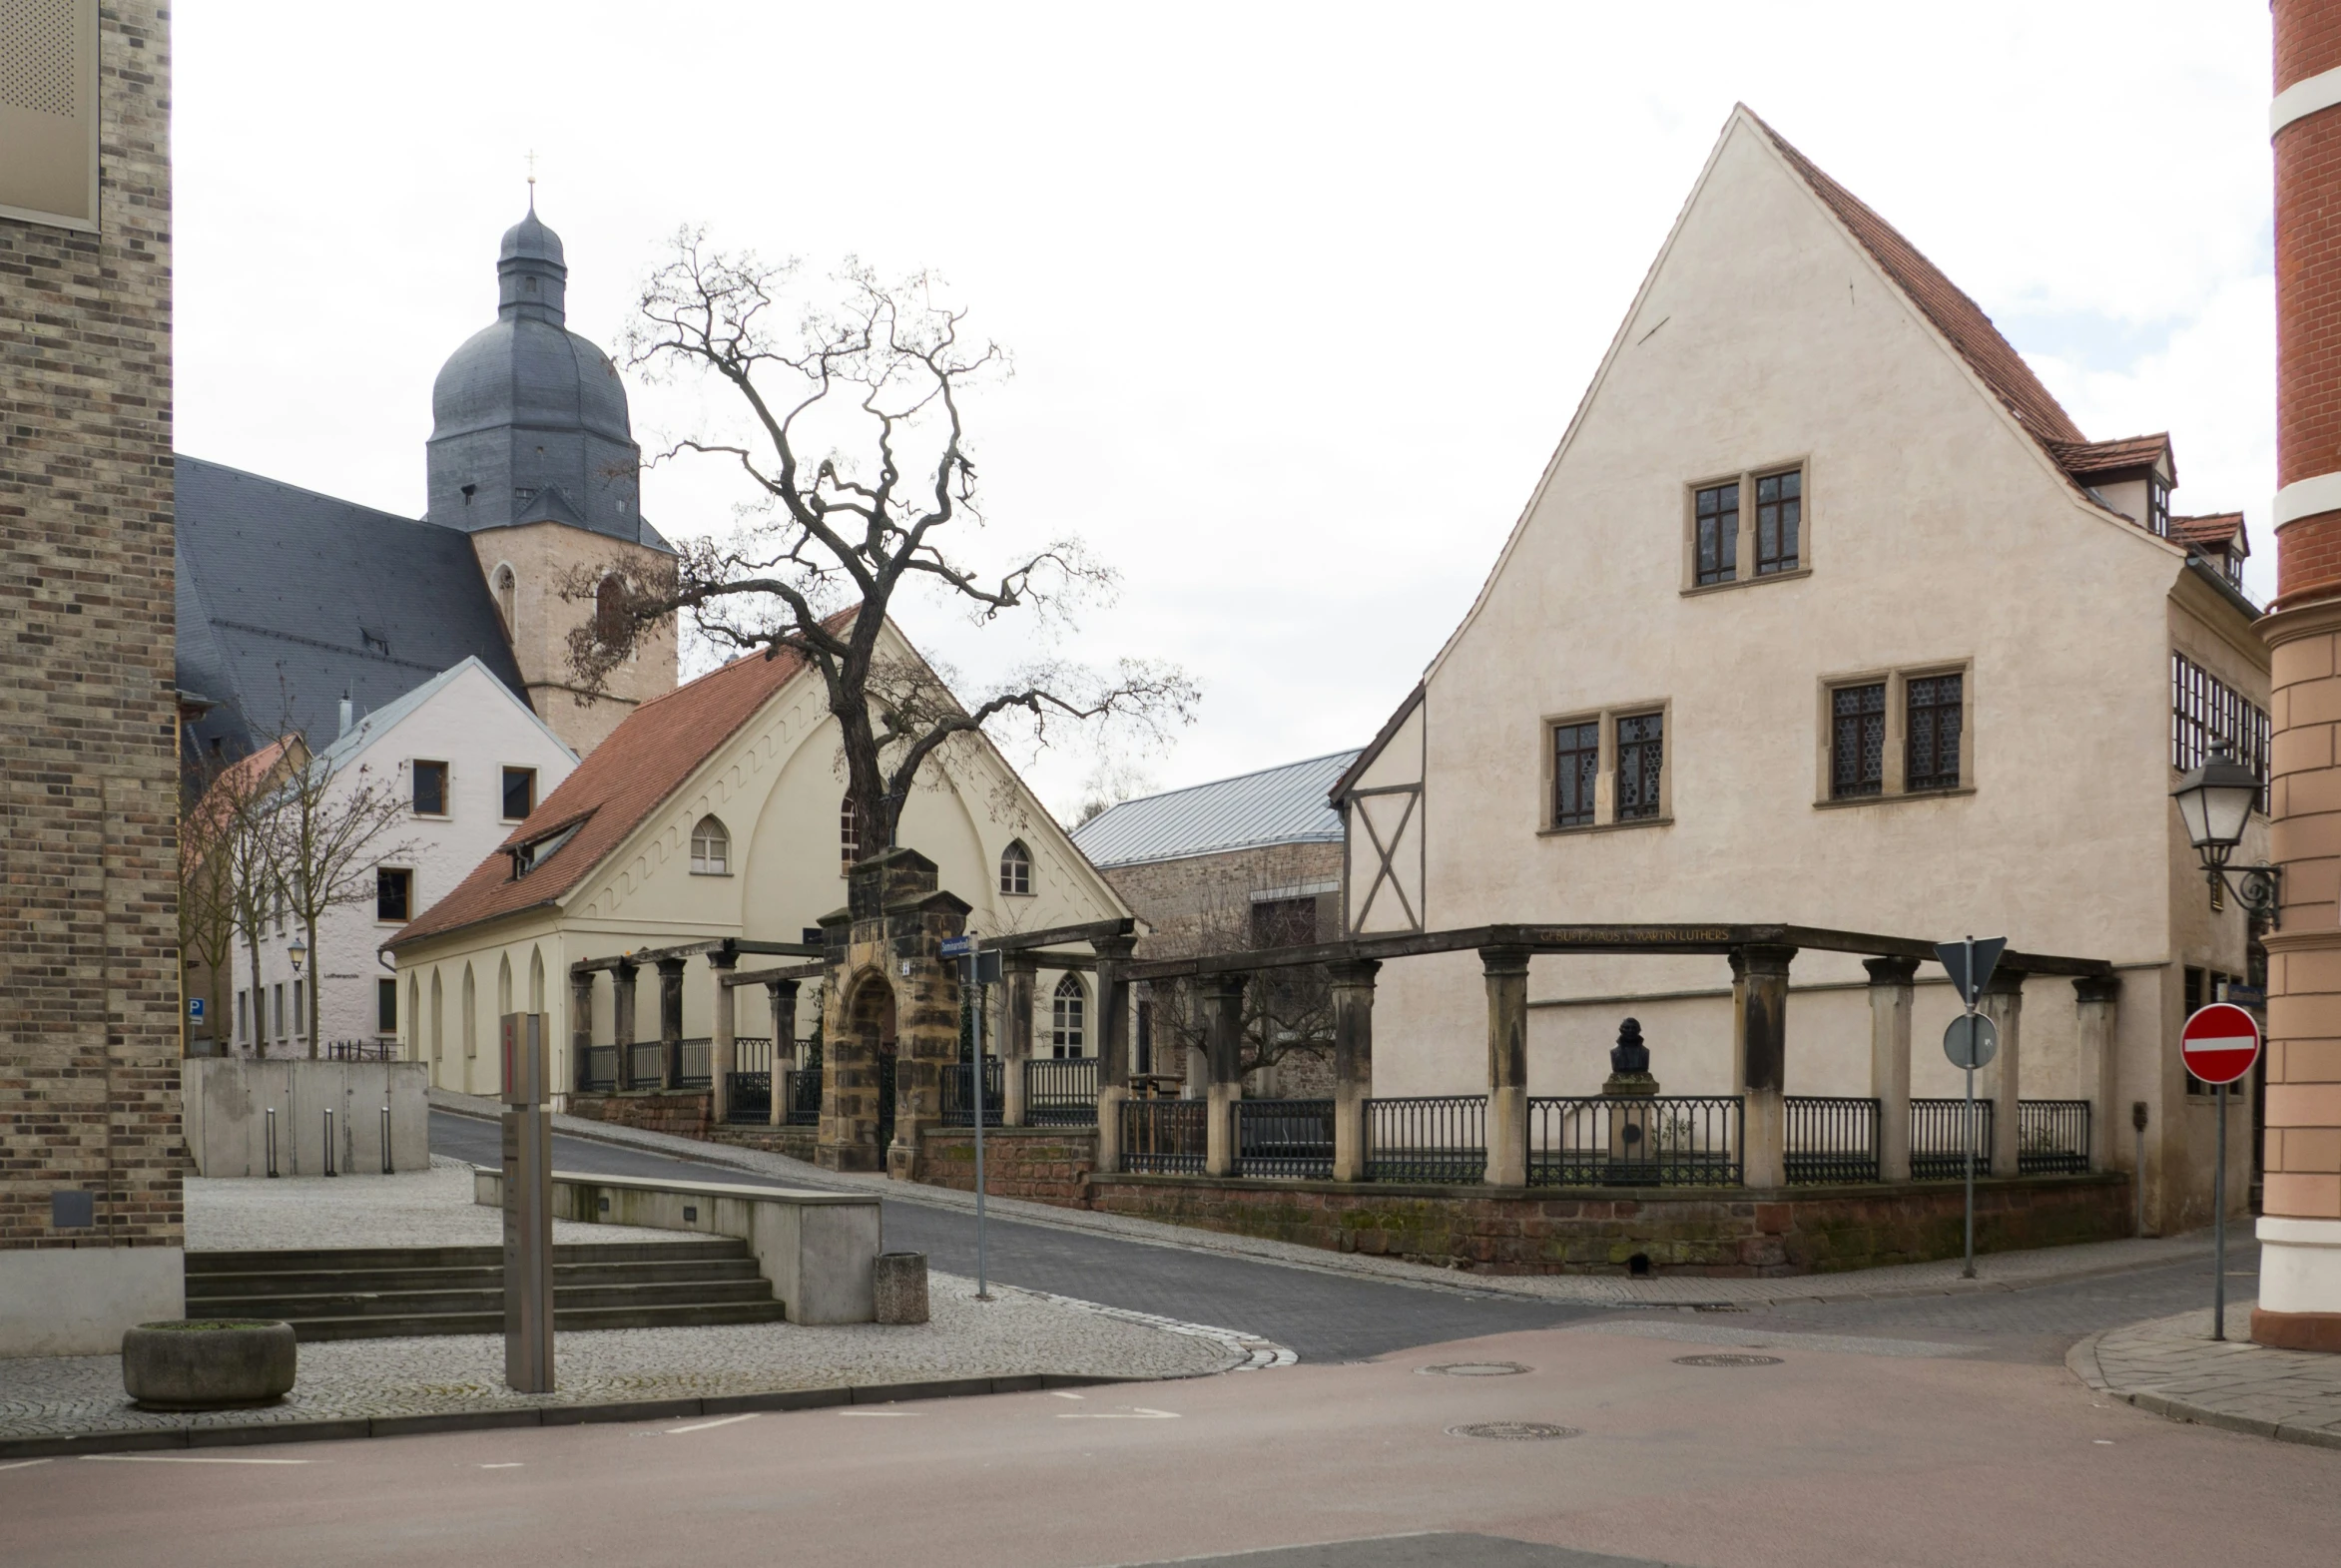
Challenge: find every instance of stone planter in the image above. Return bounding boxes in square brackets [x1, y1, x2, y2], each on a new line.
[122, 1320, 297, 1410]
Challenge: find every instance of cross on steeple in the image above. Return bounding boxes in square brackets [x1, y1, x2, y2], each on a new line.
[525, 149, 537, 210]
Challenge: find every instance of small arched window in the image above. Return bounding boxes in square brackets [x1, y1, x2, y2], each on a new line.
[1051, 974, 1086, 1058]
[492, 564, 517, 638]
[594, 576, 627, 647]
[999, 839, 1032, 896]
[840, 795, 865, 871]
[691, 814, 731, 875]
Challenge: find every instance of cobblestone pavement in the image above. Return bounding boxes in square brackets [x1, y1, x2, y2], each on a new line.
[0, 1272, 1238, 1443]
[188, 1156, 686, 1251]
[2072, 1300, 2341, 1449]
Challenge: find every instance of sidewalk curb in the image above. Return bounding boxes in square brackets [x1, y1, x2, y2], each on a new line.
[426, 1093, 2219, 1310]
[0, 1372, 1134, 1461]
[2065, 1328, 2341, 1452]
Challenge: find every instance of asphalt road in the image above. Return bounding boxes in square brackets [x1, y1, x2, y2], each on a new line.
[427, 1110, 1603, 1361]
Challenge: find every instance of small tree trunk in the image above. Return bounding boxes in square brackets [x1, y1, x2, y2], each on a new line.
[247, 933, 266, 1060]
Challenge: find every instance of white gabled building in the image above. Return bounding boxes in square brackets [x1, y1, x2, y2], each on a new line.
[230, 657, 578, 1057]
[1333, 107, 2268, 1233]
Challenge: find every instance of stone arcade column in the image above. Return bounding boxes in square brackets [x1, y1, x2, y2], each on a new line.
[612, 961, 639, 1091]
[819, 847, 969, 1182]
[767, 978, 800, 1128]
[1481, 947, 1530, 1189]
[570, 970, 595, 1097]
[1093, 935, 1137, 1175]
[2260, 0, 2341, 1350]
[1329, 959, 1381, 1184]
[1979, 968, 2026, 1179]
[709, 948, 739, 1125]
[1002, 955, 1037, 1128]
[1865, 957, 1917, 1183]
[1202, 974, 1248, 1178]
[657, 957, 687, 1091]
[1731, 945, 1793, 1190]
[2073, 976, 2122, 1176]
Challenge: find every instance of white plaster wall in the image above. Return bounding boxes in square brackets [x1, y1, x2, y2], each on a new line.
[232, 664, 578, 1060]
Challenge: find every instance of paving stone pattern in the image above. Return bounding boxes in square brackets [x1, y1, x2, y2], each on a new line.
[2075, 1303, 2341, 1450]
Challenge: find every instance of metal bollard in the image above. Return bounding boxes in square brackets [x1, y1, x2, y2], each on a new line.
[381, 1104, 393, 1175]
[323, 1108, 336, 1177]
[265, 1107, 279, 1178]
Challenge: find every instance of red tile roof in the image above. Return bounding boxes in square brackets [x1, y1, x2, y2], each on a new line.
[2046, 434, 2175, 483]
[2173, 511, 2248, 554]
[386, 640, 823, 950]
[1748, 111, 2088, 451]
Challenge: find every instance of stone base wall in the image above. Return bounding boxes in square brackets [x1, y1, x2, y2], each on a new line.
[917, 1128, 1096, 1203]
[562, 1093, 819, 1163]
[1076, 1172, 2130, 1276]
[706, 1125, 819, 1163]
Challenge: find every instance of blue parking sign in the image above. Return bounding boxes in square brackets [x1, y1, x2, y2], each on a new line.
[189, 997, 205, 1021]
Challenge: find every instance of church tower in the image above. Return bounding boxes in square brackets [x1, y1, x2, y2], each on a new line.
[426, 200, 678, 756]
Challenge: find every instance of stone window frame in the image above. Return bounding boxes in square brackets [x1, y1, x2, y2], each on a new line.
[411, 759, 451, 818]
[500, 765, 536, 822]
[689, 813, 732, 876]
[999, 838, 1033, 897]
[1681, 458, 1815, 596]
[1539, 698, 1673, 834]
[376, 866, 413, 924]
[1814, 659, 1976, 809]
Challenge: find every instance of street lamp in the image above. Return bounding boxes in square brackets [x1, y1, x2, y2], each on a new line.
[288, 935, 307, 973]
[2171, 744, 2281, 927]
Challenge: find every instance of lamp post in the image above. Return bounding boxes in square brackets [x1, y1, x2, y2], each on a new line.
[2171, 745, 2281, 928]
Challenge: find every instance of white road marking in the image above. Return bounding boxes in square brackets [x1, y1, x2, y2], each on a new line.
[1049, 1391, 1086, 1401]
[837, 1409, 914, 1417]
[0, 1459, 54, 1472]
[2093, 1440, 2114, 1445]
[666, 1413, 759, 1434]
[81, 1454, 314, 1464]
[1056, 1408, 1180, 1419]
[480, 1462, 525, 1468]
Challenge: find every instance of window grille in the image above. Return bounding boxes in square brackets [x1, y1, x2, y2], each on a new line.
[1831, 684, 1886, 798]
[1551, 720, 1599, 827]
[1694, 482, 1738, 585]
[1615, 712, 1663, 820]
[691, 815, 730, 874]
[1905, 674, 1963, 791]
[999, 839, 1031, 895]
[1051, 974, 1086, 1058]
[1754, 468, 1800, 575]
[2171, 652, 2270, 809]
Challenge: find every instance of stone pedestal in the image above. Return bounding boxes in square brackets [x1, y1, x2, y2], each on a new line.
[1481, 948, 1529, 1189]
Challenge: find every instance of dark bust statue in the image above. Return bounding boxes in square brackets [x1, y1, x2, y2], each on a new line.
[1610, 1017, 1650, 1077]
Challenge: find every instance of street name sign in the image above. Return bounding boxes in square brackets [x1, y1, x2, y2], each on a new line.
[940, 935, 975, 958]
[1943, 1012, 1998, 1070]
[2181, 1003, 2262, 1087]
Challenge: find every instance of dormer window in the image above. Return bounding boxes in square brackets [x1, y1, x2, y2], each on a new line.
[2148, 477, 2170, 539]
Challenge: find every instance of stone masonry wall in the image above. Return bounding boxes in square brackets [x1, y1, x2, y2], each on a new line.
[565, 1091, 818, 1162]
[918, 1128, 1095, 1203]
[0, 4, 183, 1255]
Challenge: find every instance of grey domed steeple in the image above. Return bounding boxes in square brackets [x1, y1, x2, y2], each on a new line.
[424, 205, 666, 550]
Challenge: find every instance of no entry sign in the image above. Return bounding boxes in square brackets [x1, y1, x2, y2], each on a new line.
[2180, 1003, 2262, 1086]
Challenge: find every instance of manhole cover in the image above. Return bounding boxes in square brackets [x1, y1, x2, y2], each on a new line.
[1446, 1421, 1581, 1441]
[1419, 1360, 1531, 1376]
[1672, 1353, 1782, 1367]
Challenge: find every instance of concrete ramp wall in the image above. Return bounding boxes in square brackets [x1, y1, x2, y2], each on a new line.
[184, 1060, 431, 1177]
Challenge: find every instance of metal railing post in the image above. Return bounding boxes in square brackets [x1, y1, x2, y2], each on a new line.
[323, 1108, 336, 1178]
[381, 1103, 393, 1175]
[265, 1107, 278, 1178]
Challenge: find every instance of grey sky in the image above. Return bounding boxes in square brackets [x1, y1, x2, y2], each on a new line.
[175, 3, 2274, 815]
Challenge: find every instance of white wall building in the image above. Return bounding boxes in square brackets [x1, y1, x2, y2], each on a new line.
[230, 658, 578, 1058]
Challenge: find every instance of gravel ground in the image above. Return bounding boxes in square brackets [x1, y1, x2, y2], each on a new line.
[186, 1156, 688, 1251]
[0, 1272, 1240, 1440]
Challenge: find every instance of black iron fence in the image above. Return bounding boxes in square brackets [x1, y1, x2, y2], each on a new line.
[1025, 1058, 1098, 1126]
[941, 1060, 1005, 1128]
[1123, 1097, 1207, 1174]
[726, 1072, 771, 1123]
[2018, 1100, 2092, 1174]
[626, 1041, 663, 1088]
[325, 1038, 395, 1061]
[577, 1044, 618, 1093]
[1366, 1095, 1486, 1184]
[1528, 1095, 1744, 1187]
[1910, 1098, 1994, 1179]
[782, 1067, 823, 1126]
[1784, 1096, 1881, 1185]
[677, 1038, 713, 1090]
[1235, 1099, 1335, 1179]
[733, 1036, 776, 1076]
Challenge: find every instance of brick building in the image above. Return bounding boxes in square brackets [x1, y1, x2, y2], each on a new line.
[0, 1, 184, 1354]
[1072, 751, 1359, 1096]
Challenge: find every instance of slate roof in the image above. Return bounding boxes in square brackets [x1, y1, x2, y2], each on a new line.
[386, 641, 820, 950]
[176, 456, 531, 764]
[304, 656, 574, 782]
[1072, 751, 1363, 870]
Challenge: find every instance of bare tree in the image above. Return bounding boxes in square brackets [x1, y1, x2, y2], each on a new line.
[1072, 756, 1159, 828]
[1137, 844, 1336, 1087]
[176, 752, 239, 1051]
[272, 750, 417, 1058]
[563, 241, 1196, 853]
[212, 738, 306, 1058]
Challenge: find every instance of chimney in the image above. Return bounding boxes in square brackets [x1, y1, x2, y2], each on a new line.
[2255, 0, 2341, 1352]
[338, 694, 353, 739]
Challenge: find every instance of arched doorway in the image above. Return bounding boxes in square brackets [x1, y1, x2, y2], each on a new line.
[827, 971, 898, 1171]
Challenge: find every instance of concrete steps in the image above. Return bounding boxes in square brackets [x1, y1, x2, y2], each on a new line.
[186, 1241, 788, 1341]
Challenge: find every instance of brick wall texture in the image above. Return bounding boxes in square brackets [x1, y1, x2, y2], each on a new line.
[0, 4, 184, 1254]
[2276, 0, 2341, 603]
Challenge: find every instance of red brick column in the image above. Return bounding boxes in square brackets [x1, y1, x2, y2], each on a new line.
[2258, 0, 2341, 1352]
